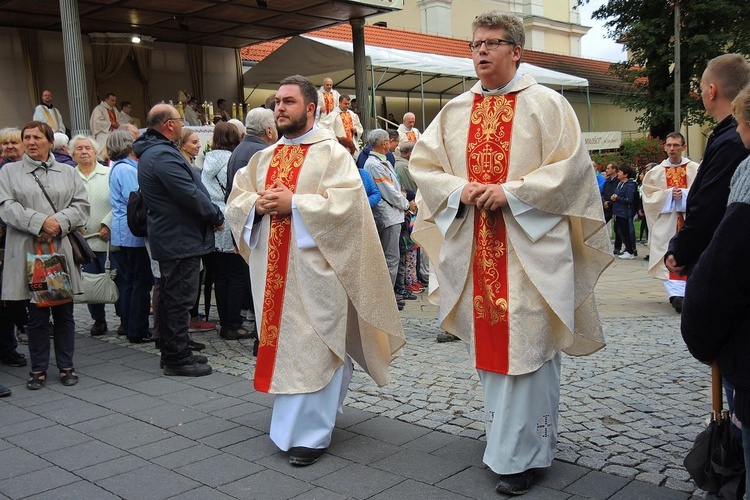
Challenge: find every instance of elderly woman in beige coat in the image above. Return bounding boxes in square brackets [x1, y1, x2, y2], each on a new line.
[0, 121, 89, 390]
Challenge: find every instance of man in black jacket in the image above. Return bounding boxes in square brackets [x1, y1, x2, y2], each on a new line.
[601, 162, 620, 253]
[136, 104, 224, 377]
[665, 54, 750, 276]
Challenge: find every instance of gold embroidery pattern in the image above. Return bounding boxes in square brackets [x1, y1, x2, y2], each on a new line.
[469, 95, 514, 325]
[340, 112, 354, 140]
[665, 165, 687, 189]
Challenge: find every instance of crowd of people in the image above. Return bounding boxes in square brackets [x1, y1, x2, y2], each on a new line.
[1, 10, 750, 498]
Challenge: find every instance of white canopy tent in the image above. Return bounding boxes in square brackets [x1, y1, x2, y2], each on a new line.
[244, 34, 591, 129]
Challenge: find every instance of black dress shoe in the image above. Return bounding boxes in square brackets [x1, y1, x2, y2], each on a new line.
[288, 447, 326, 466]
[160, 354, 208, 368]
[128, 336, 154, 344]
[163, 361, 212, 377]
[495, 470, 534, 495]
[188, 339, 206, 351]
[670, 296, 683, 313]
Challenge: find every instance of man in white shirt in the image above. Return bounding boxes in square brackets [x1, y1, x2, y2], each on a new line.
[33, 90, 66, 134]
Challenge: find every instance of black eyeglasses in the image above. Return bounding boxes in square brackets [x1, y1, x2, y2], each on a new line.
[164, 117, 183, 125]
[469, 38, 515, 52]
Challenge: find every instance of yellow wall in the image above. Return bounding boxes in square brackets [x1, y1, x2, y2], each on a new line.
[544, 0, 570, 23]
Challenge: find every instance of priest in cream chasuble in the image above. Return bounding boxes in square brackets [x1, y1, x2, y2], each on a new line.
[409, 11, 612, 495]
[641, 133, 698, 305]
[226, 75, 404, 466]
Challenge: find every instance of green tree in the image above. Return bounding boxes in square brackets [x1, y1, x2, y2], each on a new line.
[585, 0, 750, 139]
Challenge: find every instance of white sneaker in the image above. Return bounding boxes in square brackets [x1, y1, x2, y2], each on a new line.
[618, 251, 635, 260]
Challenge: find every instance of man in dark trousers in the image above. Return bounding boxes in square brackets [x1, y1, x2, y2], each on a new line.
[601, 162, 620, 254]
[136, 104, 224, 377]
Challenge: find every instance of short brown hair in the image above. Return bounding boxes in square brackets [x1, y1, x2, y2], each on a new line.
[21, 121, 54, 144]
[279, 75, 318, 111]
[211, 121, 240, 152]
[665, 132, 686, 145]
[704, 54, 750, 101]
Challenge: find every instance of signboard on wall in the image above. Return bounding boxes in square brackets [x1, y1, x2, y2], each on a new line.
[582, 131, 622, 151]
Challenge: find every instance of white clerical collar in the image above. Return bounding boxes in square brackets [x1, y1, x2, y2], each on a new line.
[667, 157, 689, 166]
[282, 124, 318, 145]
[482, 73, 522, 96]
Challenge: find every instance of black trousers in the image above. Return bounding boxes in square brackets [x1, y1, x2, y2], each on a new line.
[118, 246, 153, 339]
[159, 257, 200, 365]
[210, 252, 247, 332]
[28, 301, 75, 372]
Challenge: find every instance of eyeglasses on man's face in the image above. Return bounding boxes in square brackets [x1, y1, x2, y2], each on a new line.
[469, 38, 515, 52]
[164, 117, 184, 125]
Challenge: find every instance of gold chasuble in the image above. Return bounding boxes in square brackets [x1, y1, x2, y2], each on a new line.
[468, 93, 516, 374]
[339, 112, 354, 140]
[226, 128, 404, 394]
[107, 109, 118, 132]
[323, 93, 334, 115]
[255, 144, 309, 392]
[664, 166, 687, 282]
[410, 75, 612, 376]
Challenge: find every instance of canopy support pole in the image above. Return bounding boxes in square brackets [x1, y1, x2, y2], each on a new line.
[420, 71, 425, 131]
[586, 86, 593, 131]
[350, 19, 371, 136]
[60, 0, 90, 134]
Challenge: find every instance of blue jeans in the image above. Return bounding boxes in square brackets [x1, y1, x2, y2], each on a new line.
[118, 246, 153, 339]
[82, 250, 122, 321]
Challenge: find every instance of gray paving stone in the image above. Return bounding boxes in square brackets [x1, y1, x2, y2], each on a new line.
[336, 407, 377, 429]
[329, 434, 402, 464]
[609, 480, 691, 500]
[225, 407, 273, 432]
[150, 444, 223, 470]
[76, 360, 132, 378]
[69, 413, 135, 434]
[168, 415, 239, 440]
[209, 400, 267, 420]
[564, 470, 630, 499]
[5, 424, 91, 454]
[182, 371, 245, 390]
[0, 417, 56, 438]
[159, 387, 225, 406]
[0, 404, 37, 426]
[371, 478, 473, 500]
[434, 466, 501, 500]
[98, 463, 201, 499]
[314, 463, 406, 499]
[43, 439, 128, 470]
[347, 415, 431, 445]
[291, 487, 348, 500]
[76, 455, 152, 482]
[431, 435, 487, 468]
[221, 434, 279, 462]
[130, 402, 208, 428]
[127, 377, 193, 397]
[0, 447, 51, 481]
[99, 393, 170, 414]
[372, 448, 469, 484]
[213, 380, 254, 398]
[129, 435, 197, 460]
[37, 400, 114, 426]
[198, 425, 263, 449]
[88, 420, 173, 450]
[165, 485, 236, 500]
[73, 383, 141, 404]
[24, 480, 121, 499]
[90, 366, 160, 385]
[4, 388, 68, 408]
[174, 453, 264, 487]
[535, 460, 590, 491]
[403, 430, 462, 453]
[219, 469, 311, 499]
[0, 466, 79, 498]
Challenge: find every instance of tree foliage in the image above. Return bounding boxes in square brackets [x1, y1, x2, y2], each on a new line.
[584, 0, 750, 139]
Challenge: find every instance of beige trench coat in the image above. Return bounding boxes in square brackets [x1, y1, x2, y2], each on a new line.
[0, 154, 90, 300]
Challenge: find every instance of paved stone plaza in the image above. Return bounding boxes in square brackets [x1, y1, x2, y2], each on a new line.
[0, 245, 715, 499]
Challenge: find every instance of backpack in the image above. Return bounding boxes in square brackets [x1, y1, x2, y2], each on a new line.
[127, 190, 148, 237]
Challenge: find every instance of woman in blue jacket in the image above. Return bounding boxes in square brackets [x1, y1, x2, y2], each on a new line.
[610, 164, 637, 259]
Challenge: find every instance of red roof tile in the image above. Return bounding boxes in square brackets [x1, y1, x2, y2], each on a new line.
[241, 24, 625, 92]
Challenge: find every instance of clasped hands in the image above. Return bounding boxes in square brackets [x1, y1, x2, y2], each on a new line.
[38, 216, 61, 244]
[256, 179, 293, 217]
[461, 182, 507, 211]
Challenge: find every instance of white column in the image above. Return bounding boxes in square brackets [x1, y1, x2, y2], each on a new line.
[59, 0, 90, 135]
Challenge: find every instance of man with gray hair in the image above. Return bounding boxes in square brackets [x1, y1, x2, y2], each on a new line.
[397, 112, 421, 148]
[410, 11, 611, 495]
[226, 107, 278, 201]
[364, 129, 410, 293]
